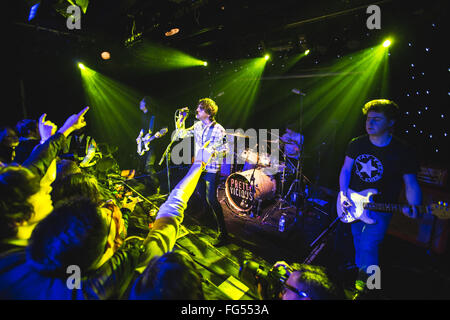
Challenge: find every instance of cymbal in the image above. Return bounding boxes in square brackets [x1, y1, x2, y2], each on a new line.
[263, 139, 281, 143]
[226, 132, 250, 138]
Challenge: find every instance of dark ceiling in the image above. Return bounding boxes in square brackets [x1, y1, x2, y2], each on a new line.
[11, 0, 447, 64]
[6, 0, 449, 174]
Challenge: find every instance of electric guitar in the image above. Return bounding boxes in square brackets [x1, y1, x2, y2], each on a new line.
[136, 127, 168, 156]
[337, 188, 450, 224]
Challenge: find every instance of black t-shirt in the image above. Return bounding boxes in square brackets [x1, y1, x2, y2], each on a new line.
[346, 135, 419, 203]
[140, 112, 156, 134]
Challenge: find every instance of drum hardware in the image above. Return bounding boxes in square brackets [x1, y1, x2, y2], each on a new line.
[225, 132, 250, 138]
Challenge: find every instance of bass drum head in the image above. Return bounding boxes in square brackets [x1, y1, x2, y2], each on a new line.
[225, 169, 276, 212]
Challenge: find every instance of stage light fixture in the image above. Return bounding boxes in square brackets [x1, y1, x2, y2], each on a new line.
[78, 63, 86, 70]
[264, 54, 270, 61]
[304, 49, 310, 55]
[101, 51, 111, 60]
[382, 39, 392, 48]
[165, 28, 180, 37]
[203, 61, 208, 66]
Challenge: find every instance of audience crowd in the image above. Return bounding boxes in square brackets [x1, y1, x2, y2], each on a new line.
[0, 107, 339, 300]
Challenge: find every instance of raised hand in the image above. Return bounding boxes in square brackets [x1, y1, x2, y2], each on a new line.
[58, 106, 90, 137]
[38, 113, 58, 144]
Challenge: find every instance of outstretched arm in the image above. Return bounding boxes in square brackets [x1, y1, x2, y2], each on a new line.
[138, 145, 212, 267]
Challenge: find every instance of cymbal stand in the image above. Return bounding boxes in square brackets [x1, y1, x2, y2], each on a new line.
[248, 154, 259, 216]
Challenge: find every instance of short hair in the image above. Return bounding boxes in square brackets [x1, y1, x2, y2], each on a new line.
[198, 98, 218, 121]
[27, 197, 109, 276]
[16, 119, 38, 138]
[56, 159, 82, 181]
[287, 264, 342, 300]
[51, 172, 106, 205]
[0, 127, 19, 146]
[362, 99, 400, 122]
[129, 250, 205, 300]
[0, 165, 40, 240]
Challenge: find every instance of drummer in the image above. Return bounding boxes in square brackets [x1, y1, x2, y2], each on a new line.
[280, 123, 304, 160]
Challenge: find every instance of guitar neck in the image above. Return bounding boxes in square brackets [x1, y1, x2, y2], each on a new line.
[363, 203, 426, 214]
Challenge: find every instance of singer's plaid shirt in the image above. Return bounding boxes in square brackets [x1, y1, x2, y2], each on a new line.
[185, 121, 227, 173]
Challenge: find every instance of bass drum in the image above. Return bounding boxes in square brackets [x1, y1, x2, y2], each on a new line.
[225, 169, 276, 213]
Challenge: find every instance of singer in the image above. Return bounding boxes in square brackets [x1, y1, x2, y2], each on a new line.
[177, 98, 230, 246]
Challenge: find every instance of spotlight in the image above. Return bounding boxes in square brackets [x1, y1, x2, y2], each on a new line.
[78, 63, 86, 70]
[101, 51, 111, 60]
[382, 39, 392, 48]
[304, 49, 310, 55]
[264, 54, 270, 61]
[203, 61, 208, 66]
[165, 28, 180, 37]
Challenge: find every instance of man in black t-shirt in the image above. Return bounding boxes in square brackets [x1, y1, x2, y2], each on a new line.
[338, 99, 422, 299]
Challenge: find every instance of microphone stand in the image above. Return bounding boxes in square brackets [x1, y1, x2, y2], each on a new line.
[292, 91, 306, 212]
[159, 134, 178, 193]
[159, 109, 189, 193]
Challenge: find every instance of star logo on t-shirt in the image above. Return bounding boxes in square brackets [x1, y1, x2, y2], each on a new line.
[355, 154, 383, 182]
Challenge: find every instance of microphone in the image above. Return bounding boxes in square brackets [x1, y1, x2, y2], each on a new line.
[291, 88, 306, 96]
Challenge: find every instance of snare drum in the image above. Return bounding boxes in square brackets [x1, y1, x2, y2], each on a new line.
[225, 169, 276, 212]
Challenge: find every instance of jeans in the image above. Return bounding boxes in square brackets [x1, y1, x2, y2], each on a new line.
[351, 211, 392, 277]
[198, 172, 228, 236]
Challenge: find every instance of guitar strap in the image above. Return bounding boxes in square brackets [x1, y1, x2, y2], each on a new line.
[148, 115, 155, 133]
[204, 121, 216, 143]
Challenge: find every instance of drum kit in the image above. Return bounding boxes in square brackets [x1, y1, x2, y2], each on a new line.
[220, 131, 307, 218]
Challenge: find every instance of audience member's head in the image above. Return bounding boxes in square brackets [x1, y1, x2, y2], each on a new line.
[55, 159, 82, 181]
[282, 264, 342, 300]
[51, 172, 105, 205]
[16, 119, 40, 139]
[27, 197, 121, 275]
[0, 127, 19, 163]
[129, 250, 205, 300]
[0, 165, 52, 243]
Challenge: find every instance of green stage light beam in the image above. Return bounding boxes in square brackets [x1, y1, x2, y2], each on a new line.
[209, 56, 269, 126]
[133, 41, 207, 72]
[289, 43, 390, 150]
[78, 64, 147, 147]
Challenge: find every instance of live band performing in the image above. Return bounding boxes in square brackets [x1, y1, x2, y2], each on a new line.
[1, 0, 449, 303]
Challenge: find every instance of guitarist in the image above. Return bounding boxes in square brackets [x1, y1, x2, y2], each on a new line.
[338, 99, 422, 299]
[136, 96, 164, 194]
